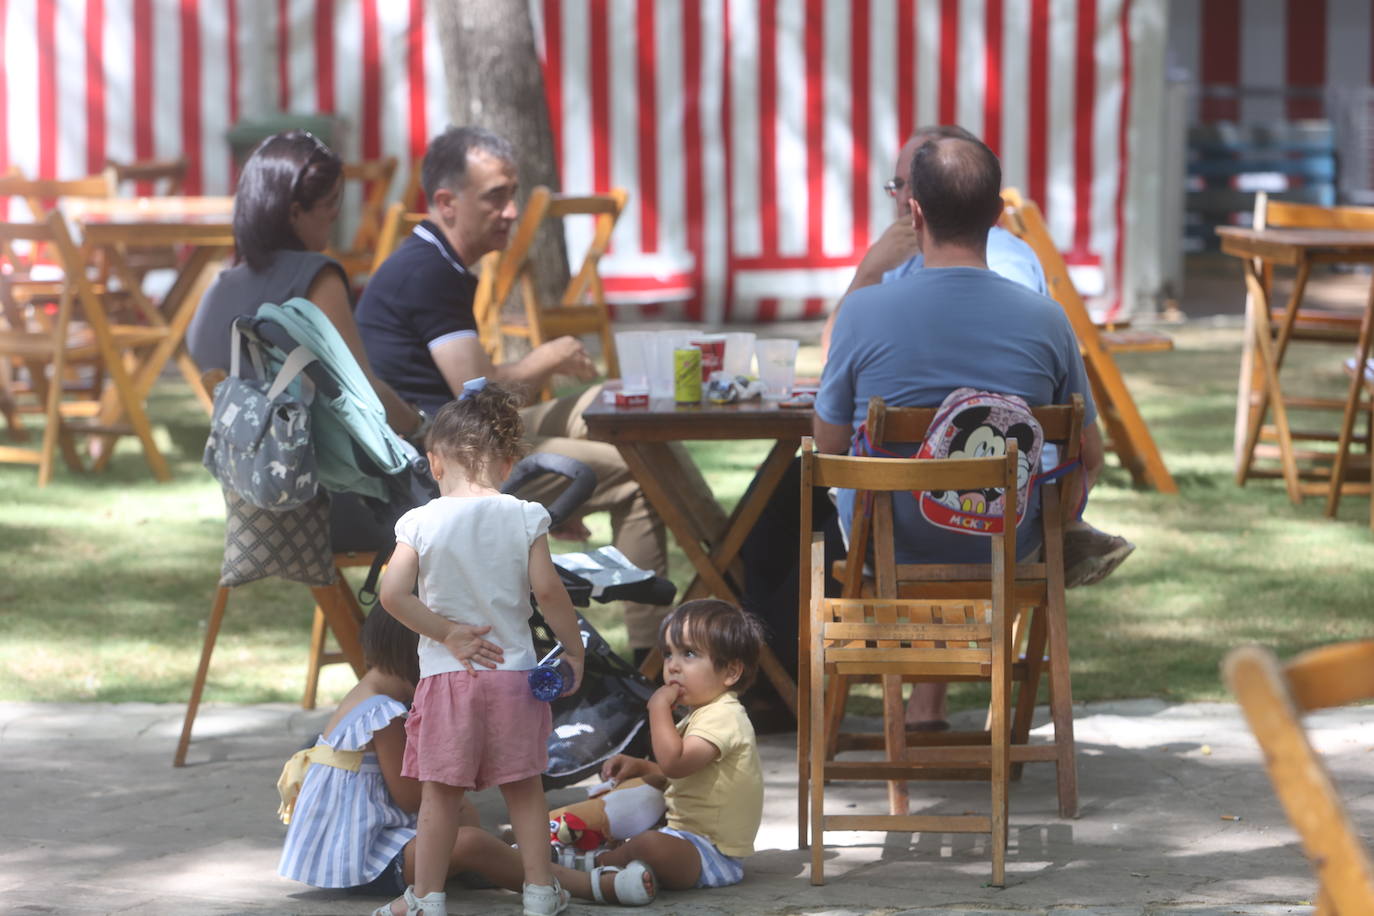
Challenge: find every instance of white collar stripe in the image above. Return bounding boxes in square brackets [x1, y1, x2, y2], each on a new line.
[412, 224, 468, 276]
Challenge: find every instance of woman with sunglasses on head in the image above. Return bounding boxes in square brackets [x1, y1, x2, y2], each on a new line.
[188, 130, 424, 439]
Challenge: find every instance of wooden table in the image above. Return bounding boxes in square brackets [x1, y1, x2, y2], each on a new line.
[70, 197, 235, 467]
[583, 392, 813, 710]
[1218, 226, 1374, 514]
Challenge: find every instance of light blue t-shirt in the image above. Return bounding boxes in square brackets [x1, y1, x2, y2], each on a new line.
[882, 226, 1048, 296]
[816, 266, 1095, 564]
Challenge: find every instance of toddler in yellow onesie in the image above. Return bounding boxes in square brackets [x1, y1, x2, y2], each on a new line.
[559, 599, 765, 890]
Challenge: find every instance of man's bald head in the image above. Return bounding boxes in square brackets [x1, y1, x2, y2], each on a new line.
[907, 136, 1003, 249]
[892, 125, 980, 219]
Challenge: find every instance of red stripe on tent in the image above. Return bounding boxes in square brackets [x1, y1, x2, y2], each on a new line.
[36, 0, 56, 178]
[851, 0, 870, 253]
[1200, 0, 1239, 122]
[756, 297, 779, 322]
[758, 0, 779, 256]
[720, 0, 737, 322]
[603, 273, 694, 293]
[361, 0, 381, 159]
[938, 0, 958, 125]
[983, 0, 1002, 155]
[277, 0, 290, 110]
[85, 0, 106, 175]
[1109, 0, 1133, 322]
[1286, 0, 1325, 119]
[179, 0, 202, 194]
[1072, 0, 1095, 255]
[133, 0, 154, 169]
[897, 0, 915, 144]
[1027, 0, 1048, 211]
[682, 0, 704, 321]
[804, 0, 824, 256]
[636, 0, 658, 253]
[803, 296, 826, 318]
[589, 0, 611, 193]
[228, 0, 239, 125]
[542, 0, 564, 179]
[0, 0, 7, 218]
[407, 0, 426, 165]
[316, 0, 335, 112]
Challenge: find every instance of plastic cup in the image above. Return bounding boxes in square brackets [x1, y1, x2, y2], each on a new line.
[650, 330, 693, 398]
[613, 330, 653, 390]
[721, 332, 755, 377]
[755, 338, 799, 400]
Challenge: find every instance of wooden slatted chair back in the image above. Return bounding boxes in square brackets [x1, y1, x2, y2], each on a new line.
[799, 437, 1019, 886]
[104, 158, 188, 197]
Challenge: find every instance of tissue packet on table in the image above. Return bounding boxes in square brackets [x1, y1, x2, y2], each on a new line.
[706, 373, 765, 404]
[553, 546, 655, 599]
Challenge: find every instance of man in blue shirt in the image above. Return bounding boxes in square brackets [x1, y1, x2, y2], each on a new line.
[820, 124, 1046, 358]
[814, 134, 1109, 728]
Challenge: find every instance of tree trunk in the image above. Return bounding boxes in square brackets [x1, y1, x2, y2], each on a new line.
[429, 0, 570, 313]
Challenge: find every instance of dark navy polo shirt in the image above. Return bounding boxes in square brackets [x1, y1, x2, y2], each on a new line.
[356, 220, 478, 415]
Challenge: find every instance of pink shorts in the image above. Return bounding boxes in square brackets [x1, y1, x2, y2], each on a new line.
[402, 669, 552, 790]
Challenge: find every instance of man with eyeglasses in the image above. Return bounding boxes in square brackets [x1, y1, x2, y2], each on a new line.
[821, 125, 1046, 357]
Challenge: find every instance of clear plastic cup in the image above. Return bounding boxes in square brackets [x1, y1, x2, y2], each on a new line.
[613, 330, 653, 390]
[754, 338, 799, 400]
[650, 330, 693, 398]
[721, 332, 756, 377]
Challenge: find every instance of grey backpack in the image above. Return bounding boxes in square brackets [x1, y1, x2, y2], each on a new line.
[203, 320, 320, 510]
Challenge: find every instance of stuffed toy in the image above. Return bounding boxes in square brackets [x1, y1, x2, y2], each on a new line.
[548, 775, 669, 850]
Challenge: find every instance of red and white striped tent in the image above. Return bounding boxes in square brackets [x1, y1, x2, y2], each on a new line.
[3, 0, 1165, 323]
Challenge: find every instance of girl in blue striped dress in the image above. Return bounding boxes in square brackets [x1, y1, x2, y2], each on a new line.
[277, 606, 501, 897]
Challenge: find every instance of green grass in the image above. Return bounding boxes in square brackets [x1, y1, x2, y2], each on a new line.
[1, 322, 1371, 708]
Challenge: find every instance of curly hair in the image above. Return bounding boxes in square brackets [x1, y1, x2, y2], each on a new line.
[658, 599, 766, 694]
[426, 382, 528, 483]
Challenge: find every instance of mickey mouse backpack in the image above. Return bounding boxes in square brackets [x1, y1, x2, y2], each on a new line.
[915, 387, 1043, 536]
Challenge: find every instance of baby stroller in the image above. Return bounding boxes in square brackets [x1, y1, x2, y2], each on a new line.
[218, 299, 671, 788]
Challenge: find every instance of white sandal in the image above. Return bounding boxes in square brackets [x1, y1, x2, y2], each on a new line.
[590, 859, 657, 906]
[551, 843, 602, 871]
[371, 885, 446, 916]
[523, 876, 570, 916]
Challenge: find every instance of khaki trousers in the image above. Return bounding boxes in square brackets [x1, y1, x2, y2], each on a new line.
[518, 385, 670, 649]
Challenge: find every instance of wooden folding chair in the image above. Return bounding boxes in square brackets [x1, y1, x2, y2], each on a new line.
[798, 437, 1020, 886]
[480, 186, 627, 401]
[302, 550, 378, 710]
[330, 157, 398, 282]
[104, 158, 187, 196]
[816, 397, 1084, 822]
[1235, 194, 1374, 514]
[369, 201, 426, 276]
[1224, 640, 1374, 914]
[1001, 188, 1177, 494]
[0, 213, 170, 483]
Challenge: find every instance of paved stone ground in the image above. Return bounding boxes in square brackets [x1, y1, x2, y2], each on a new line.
[3, 697, 1367, 914]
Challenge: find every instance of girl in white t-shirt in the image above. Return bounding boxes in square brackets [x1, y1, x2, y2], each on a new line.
[377, 378, 586, 916]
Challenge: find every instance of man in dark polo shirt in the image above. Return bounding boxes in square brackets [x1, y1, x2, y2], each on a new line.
[356, 126, 670, 656]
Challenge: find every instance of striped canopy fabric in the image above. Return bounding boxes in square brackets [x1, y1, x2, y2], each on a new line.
[5, 0, 1145, 322]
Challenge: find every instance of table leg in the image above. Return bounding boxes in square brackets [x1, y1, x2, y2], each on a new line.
[617, 442, 738, 600]
[1324, 276, 1374, 518]
[1239, 257, 1303, 504]
[684, 438, 798, 601]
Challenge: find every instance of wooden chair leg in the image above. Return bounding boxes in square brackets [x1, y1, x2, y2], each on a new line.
[308, 580, 367, 677]
[822, 673, 849, 760]
[174, 585, 231, 767]
[882, 673, 909, 815]
[302, 606, 328, 710]
[1043, 554, 1079, 818]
